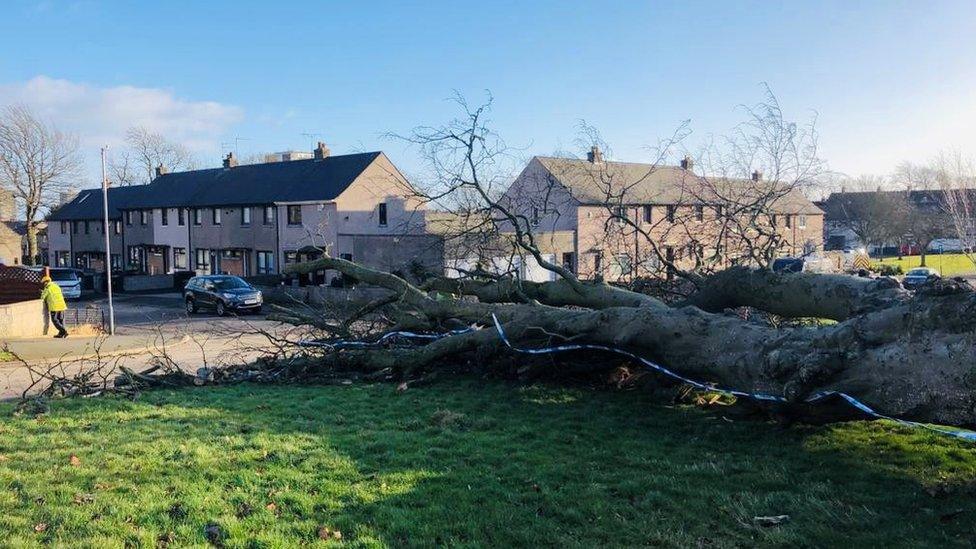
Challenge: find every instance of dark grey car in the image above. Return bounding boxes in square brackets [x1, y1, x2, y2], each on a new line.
[184, 275, 263, 316]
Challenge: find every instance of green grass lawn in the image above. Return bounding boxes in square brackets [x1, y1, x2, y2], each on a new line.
[1, 381, 975, 547]
[874, 252, 976, 276]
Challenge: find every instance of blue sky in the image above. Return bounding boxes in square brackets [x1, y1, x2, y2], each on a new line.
[1, 0, 975, 186]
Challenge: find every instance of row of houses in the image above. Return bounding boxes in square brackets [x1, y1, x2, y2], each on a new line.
[47, 143, 826, 284]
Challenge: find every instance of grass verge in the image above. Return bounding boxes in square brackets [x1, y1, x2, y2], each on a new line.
[0, 380, 974, 547]
[874, 253, 976, 277]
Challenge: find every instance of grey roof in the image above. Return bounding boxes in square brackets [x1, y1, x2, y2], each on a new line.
[46, 152, 383, 221]
[47, 185, 149, 221]
[534, 156, 824, 215]
[124, 152, 382, 209]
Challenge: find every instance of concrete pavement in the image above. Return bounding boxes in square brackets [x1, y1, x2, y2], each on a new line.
[1, 333, 162, 363]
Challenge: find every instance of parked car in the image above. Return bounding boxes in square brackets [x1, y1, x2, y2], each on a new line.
[772, 257, 803, 273]
[184, 275, 263, 316]
[901, 267, 941, 290]
[27, 267, 82, 299]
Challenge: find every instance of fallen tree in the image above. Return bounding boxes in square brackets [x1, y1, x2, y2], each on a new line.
[280, 257, 976, 428]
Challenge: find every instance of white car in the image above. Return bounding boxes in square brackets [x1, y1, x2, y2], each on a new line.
[30, 267, 83, 299]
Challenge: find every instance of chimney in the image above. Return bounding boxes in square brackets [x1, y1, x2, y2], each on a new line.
[313, 141, 331, 160]
[751, 170, 763, 182]
[155, 164, 169, 178]
[587, 146, 603, 163]
[223, 152, 238, 168]
[680, 155, 694, 171]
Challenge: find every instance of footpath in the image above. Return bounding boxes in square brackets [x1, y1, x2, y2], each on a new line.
[1, 333, 169, 365]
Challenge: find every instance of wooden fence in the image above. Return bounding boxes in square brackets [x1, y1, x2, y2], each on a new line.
[0, 266, 42, 305]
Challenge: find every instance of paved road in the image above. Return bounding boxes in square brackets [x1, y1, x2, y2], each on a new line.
[0, 292, 298, 399]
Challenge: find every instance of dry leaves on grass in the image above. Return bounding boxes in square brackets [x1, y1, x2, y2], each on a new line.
[68, 454, 81, 467]
[318, 526, 342, 540]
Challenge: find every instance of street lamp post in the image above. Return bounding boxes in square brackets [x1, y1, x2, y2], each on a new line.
[100, 147, 116, 335]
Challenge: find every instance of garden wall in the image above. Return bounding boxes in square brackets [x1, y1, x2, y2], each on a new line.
[0, 299, 48, 338]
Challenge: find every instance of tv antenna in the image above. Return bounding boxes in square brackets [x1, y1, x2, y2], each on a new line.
[301, 132, 322, 150]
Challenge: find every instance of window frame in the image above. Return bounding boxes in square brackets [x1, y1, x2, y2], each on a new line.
[241, 206, 251, 226]
[256, 251, 275, 274]
[212, 208, 221, 225]
[173, 247, 188, 270]
[161, 208, 169, 226]
[193, 208, 202, 226]
[177, 208, 185, 226]
[263, 206, 275, 225]
[287, 205, 302, 226]
[378, 203, 388, 226]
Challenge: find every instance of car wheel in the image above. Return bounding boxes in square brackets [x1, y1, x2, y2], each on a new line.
[215, 300, 227, 317]
[185, 298, 197, 313]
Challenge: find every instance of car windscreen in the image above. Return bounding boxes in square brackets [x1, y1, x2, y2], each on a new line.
[907, 269, 931, 277]
[212, 277, 250, 290]
[49, 270, 79, 281]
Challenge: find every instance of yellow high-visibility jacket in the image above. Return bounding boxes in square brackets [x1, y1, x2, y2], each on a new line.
[40, 283, 67, 312]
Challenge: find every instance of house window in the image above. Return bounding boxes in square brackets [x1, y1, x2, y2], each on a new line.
[195, 248, 212, 274]
[140, 210, 148, 225]
[284, 251, 297, 264]
[614, 206, 627, 224]
[378, 203, 388, 226]
[263, 206, 275, 225]
[666, 205, 676, 223]
[785, 215, 792, 229]
[193, 208, 202, 225]
[125, 211, 133, 226]
[161, 208, 169, 226]
[532, 207, 540, 225]
[715, 205, 724, 217]
[212, 208, 221, 225]
[84, 221, 90, 234]
[178, 208, 185, 226]
[593, 253, 603, 274]
[695, 205, 704, 222]
[642, 205, 652, 223]
[72, 221, 79, 234]
[562, 252, 575, 273]
[799, 215, 807, 229]
[111, 254, 122, 271]
[256, 251, 275, 274]
[287, 205, 302, 225]
[56, 251, 70, 267]
[613, 254, 633, 277]
[340, 253, 353, 261]
[173, 248, 187, 270]
[771, 214, 778, 227]
[241, 207, 251, 225]
[114, 220, 122, 235]
[60, 221, 68, 234]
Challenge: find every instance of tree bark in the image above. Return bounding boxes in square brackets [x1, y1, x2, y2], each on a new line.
[283, 259, 976, 428]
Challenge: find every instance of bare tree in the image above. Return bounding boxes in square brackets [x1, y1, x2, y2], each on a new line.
[830, 176, 906, 259]
[109, 126, 196, 185]
[895, 163, 953, 267]
[933, 153, 976, 269]
[0, 105, 82, 264]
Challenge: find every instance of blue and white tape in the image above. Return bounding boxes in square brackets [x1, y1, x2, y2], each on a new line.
[490, 314, 976, 443]
[300, 326, 475, 350]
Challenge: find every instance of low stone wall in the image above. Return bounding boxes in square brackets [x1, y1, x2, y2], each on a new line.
[0, 299, 48, 338]
[122, 274, 174, 292]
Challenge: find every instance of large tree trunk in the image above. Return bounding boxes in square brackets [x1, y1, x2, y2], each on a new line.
[283, 258, 976, 428]
[25, 223, 38, 266]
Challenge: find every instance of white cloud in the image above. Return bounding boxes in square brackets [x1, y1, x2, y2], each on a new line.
[0, 75, 243, 154]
